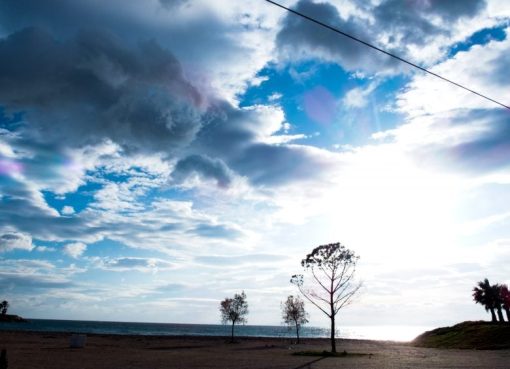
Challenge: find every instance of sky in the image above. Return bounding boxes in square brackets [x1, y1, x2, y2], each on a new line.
[0, 0, 510, 331]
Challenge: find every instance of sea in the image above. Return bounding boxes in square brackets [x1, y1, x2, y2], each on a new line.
[0, 319, 430, 342]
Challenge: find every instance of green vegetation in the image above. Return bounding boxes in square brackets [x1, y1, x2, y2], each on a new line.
[282, 295, 308, 344]
[220, 291, 248, 343]
[473, 279, 510, 322]
[0, 301, 9, 315]
[0, 314, 27, 323]
[0, 300, 26, 323]
[412, 321, 510, 350]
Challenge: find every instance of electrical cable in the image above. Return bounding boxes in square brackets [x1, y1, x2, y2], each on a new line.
[265, 0, 510, 111]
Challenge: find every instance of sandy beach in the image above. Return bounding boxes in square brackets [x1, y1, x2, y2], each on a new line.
[1, 330, 509, 369]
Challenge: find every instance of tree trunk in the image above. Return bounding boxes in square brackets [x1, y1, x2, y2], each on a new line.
[295, 322, 300, 344]
[330, 314, 336, 353]
[497, 307, 505, 323]
[505, 308, 510, 323]
[231, 321, 235, 342]
[490, 308, 497, 322]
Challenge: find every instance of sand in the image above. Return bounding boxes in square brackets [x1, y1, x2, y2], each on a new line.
[1, 330, 509, 368]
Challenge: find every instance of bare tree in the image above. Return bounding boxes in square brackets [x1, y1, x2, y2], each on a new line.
[220, 291, 248, 342]
[282, 295, 308, 343]
[291, 242, 361, 353]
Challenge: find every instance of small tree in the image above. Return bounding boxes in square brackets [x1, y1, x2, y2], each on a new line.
[282, 295, 308, 343]
[220, 291, 248, 342]
[291, 242, 361, 353]
[0, 301, 8, 315]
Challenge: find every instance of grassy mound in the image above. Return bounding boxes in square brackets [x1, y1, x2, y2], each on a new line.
[412, 321, 510, 350]
[0, 314, 27, 323]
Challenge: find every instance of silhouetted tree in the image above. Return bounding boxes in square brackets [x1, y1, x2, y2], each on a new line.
[0, 301, 8, 316]
[473, 279, 504, 322]
[493, 284, 506, 322]
[282, 295, 308, 344]
[499, 284, 510, 322]
[291, 242, 361, 353]
[220, 291, 248, 342]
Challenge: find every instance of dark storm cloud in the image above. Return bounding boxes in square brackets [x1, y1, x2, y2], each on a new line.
[276, 0, 397, 73]
[0, 27, 203, 154]
[0, 0, 139, 37]
[172, 154, 234, 187]
[276, 0, 487, 74]
[413, 109, 510, 173]
[422, 0, 486, 21]
[0, 197, 92, 241]
[233, 143, 330, 186]
[373, 0, 486, 45]
[192, 103, 336, 186]
[0, 26, 333, 188]
[445, 109, 510, 171]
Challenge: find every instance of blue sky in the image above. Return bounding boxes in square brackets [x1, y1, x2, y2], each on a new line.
[1, 0, 510, 330]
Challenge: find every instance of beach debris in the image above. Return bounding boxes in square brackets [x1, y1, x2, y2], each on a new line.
[69, 334, 87, 348]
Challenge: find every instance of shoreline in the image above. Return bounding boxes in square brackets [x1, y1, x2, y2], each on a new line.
[0, 328, 403, 344]
[0, 318, 429, 341]
[1, 330, 509, 369]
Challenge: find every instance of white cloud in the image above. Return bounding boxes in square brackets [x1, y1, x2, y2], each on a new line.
[0, 232, 34, 252]
[61, 206, 75, 215]
[35, 246, 56, 252]
[397, 28, 510, 116]
[92, 256, 175, 273]
[342, 81, 378, 109]
[63, 242, 87, 259]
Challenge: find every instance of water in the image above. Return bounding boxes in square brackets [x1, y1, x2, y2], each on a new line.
[0, 319, 429, 342]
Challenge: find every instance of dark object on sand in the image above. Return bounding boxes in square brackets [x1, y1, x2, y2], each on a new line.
[69, 334, 87, 348]
[0, 349, 7, 369]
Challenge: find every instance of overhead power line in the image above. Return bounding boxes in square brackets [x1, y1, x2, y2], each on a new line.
[265, 0, 510, 111]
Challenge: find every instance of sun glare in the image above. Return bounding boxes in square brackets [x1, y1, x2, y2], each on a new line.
[322, 146, 462, 265]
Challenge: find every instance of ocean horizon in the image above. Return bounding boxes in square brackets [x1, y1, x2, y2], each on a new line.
[0, 319, 430, 342]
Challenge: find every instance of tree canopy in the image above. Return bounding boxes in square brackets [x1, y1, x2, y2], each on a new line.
[282, 295, 308, 343]
[473, 280, 510, 323]
[220, 291, 248, 342]
[0, 301, 8, 315]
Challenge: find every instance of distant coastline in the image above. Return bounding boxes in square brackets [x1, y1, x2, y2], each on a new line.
[0, 314, 27, 323]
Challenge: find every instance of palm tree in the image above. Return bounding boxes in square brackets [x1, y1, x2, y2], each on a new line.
[473, 279, 498, 322]
[493, 284, 506, 322]
[500, 284, 510, 322]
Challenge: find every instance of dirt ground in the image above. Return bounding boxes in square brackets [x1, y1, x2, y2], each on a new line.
[1, 330, 509, 369]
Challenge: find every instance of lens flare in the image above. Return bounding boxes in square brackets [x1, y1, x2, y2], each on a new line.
[0, 158, 24, 175]
[303, 86, 336, 125]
